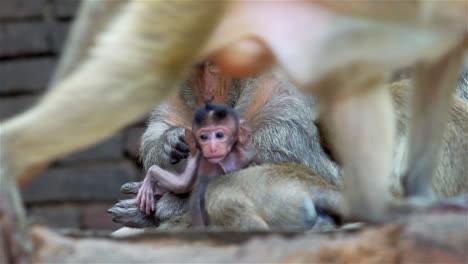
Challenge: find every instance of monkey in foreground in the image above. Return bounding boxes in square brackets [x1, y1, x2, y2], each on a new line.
[137, 102, 257, 227]
[1, 1, 467, 260]
[389, 79, 468, 198]
[319, 78, 468, 198]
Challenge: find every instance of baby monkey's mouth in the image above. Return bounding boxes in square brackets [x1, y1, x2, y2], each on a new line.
[206, 156, 225, 164]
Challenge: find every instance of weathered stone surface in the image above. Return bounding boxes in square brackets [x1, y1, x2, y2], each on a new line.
[0, 95, 39, 121]
[0, 23, 50, 57]
[21, 163, 138, 203]
[30, 212, 468, 263]
[57, 134, 124, 163]
[82, 204, 121, 231]
[0, 59, 56, 94]
[28, 205, 81, 229]
[0, 0, 45, 19]
[55, 0, 80, 18]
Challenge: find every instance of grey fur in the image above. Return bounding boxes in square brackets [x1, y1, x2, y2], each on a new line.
[455, 64, 468, 101]
[108, 199, 159, 228]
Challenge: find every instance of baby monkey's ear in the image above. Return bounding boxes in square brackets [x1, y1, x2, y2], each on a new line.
[238, 120, 251, 147]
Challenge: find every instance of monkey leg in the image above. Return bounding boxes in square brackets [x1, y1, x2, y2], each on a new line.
[158, 214, 192, 230]
[50, 0, 126, 84]
[403, 46, 465, 197]
[0, 171, 31, 263]
[205, 188, 269, 230]
[0, 1, 227, 184]
[325, 78, 395, 222]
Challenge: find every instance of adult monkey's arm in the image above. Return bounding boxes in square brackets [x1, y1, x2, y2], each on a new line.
[0, 1, 227, 262]
[1, 1, 228, 185]
[50, 0, 127, 84]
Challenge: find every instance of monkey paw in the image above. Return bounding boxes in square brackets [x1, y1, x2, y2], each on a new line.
[108, 199, 159, 228]
[120, 181, 142, 195]
[163, 127, 190, 165]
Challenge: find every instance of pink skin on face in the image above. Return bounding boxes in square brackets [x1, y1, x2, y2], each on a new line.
[197, 126, 233, 164]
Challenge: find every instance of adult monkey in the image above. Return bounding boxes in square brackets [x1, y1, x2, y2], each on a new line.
[109, 61, 340, 228]
[0, 0, 467, 261]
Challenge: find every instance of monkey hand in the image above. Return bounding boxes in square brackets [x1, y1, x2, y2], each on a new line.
[136, 179, 156, 216]
[120, 181, 142, 195]
[108, 199, 160, 228]
[162, 127, 190, 165]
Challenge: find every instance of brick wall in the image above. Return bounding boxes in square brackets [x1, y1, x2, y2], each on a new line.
[1, 0, 147, 231]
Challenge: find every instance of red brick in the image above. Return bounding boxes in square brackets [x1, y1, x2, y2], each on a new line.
[28, 204, 81, 229]
[21, 162, 139, 203]
[58, 134, 124, 163]
[82, 204, 121, 231]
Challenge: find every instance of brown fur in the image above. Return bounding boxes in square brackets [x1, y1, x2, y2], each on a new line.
[159, 163, 341, 231]
[122, 67, 340, 229]
[191, 61, 233, 105]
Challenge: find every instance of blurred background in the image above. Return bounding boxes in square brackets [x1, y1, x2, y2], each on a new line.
[0, 0, 146, 231]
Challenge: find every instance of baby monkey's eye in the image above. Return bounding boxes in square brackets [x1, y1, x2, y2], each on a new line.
[215, 132, 225, 139]
[200, 134, 208, 140]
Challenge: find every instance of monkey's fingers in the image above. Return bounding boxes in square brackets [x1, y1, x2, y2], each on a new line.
[175, 141, 190, 153]
[178, 134, 187, 143]
[136, 192, 142, 206]
[150, 195, 156, 213]
[170, 148, 190, 164]
[145, 192, 153, 216]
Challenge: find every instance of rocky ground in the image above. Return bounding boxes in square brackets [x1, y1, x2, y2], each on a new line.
[31, 211, 467, 263]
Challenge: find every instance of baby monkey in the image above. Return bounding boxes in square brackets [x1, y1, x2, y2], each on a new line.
[136, 102, 256, 227]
